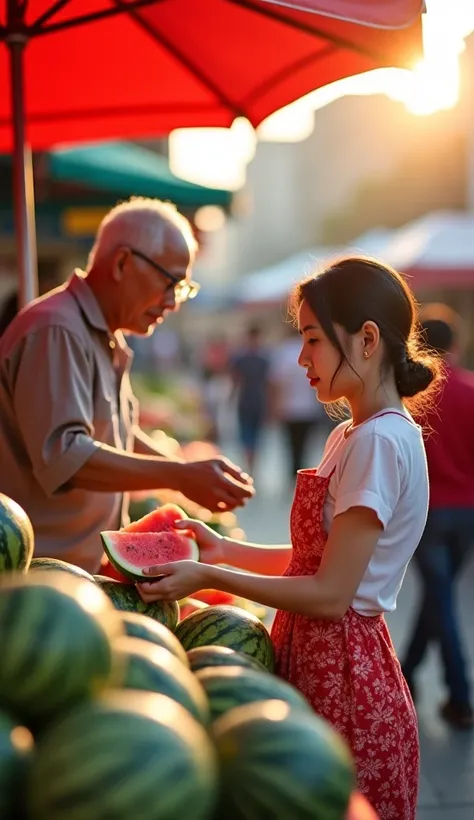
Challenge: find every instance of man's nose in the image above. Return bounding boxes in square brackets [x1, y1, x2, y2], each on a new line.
[163, 287, 178, 310]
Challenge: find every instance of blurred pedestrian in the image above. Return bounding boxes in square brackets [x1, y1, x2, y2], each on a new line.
[401, 304, 474, 729]
[231, 325, 271, 473]
[269, 324, 327, 480]
[200, 334, 232, 444]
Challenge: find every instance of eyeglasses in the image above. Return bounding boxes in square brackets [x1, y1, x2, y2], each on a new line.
[129, 248, 200, 303]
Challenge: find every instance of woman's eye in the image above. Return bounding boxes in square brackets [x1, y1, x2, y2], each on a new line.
[308, 338, 319, 346]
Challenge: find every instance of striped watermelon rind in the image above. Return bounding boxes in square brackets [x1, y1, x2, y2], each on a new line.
[29, 557, 96, 584]
[0, 573, 124, 723]
[213, 700, 355, 820]
[94, 576, 179, 632]
[120, 612, 189, 666]
[27, 691, 218, 820]
[116, 636, 209, 724]
[175, 605, 275, 671]
[195, 665, 310, 723]
[0, 493, 34, 574]
[187, 646, 268, 675]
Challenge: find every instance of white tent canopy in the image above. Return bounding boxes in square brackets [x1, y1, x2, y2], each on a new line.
[235, 227, 395, 306]
[235, 213, 474, 307]
[382, 211, 474, 272]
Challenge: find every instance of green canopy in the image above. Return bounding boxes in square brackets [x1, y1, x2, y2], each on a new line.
[48, 141, 231, 208]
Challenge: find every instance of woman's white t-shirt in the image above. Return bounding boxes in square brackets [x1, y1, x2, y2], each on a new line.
[318, 410, 429, 615]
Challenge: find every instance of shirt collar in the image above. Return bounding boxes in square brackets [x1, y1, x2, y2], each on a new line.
[67, 270, 109, 333]
[67, 270, 133, 365]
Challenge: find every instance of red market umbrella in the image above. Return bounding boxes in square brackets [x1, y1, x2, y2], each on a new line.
[0, 0, 424, 305]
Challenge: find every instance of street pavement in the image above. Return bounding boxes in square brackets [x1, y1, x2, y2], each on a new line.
[225, 424, 474, 820]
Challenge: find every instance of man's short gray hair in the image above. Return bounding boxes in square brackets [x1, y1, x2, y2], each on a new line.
[87, 197, 198, 269]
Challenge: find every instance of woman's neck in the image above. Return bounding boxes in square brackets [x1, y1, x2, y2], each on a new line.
[348, 382, 403, 427]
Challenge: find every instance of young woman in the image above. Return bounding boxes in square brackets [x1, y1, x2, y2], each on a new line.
[139, 256, 441, 820]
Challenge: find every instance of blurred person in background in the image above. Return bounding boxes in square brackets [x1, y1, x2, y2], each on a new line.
[0, 198, 254, 573]
[269, 324, 329, 481]
[231, 325, 271, 473]
[200, 334, 232, 444]
[401, 304, 474, 729]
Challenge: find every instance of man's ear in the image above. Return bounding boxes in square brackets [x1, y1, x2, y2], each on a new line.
[111, 247, 129, 282]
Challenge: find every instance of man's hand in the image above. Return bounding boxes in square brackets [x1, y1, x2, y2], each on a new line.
[176, 457, 255, 512]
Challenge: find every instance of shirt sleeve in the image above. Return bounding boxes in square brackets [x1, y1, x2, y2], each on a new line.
[333, 432, 402, 528]
[11, 326, 99, 497]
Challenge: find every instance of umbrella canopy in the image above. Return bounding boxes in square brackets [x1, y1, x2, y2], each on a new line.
[47, 141, 232, 207]
[0, 0, 424, 306]
[0, 0, 423, 150]
[258, 1, 424, 29]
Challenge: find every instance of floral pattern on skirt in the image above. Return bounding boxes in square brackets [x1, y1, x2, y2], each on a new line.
[271, 468, 419, 820]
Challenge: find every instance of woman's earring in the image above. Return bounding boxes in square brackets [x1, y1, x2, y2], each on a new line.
[363, 351, 369, 358]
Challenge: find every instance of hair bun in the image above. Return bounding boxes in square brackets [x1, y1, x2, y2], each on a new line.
[394, 356, 436, 398]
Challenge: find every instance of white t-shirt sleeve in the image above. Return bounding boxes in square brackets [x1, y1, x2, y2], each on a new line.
[333, 432, 402, 528]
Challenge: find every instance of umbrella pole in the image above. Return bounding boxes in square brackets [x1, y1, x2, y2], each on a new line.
[8, 35, 38, 307]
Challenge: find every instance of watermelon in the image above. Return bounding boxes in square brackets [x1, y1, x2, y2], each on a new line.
[0, 573, 123, 723]
[175, 605, 275, 671]
[0, 709, 34, 818]
[101, 531, 198, 582]
[213, 700, 355, 819]
[120, 612, 188, 665]
[94, 576, 179, 631]
[0, 493, 34, 574]
[187, 646, 268, 675]
[124, 502, 186, 533]
[29, 557, 96, 583]
[27, 691, 218, 820]
[195, 666, 310, 723]
[346, 792, 379, 819]
[115, 636, 209, 724]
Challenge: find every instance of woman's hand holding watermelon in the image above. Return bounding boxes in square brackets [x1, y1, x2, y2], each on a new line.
[138, 560, 208, 602]
[174, 519, 225, 565]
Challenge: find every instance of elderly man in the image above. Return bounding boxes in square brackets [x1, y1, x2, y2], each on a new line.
[0, 198, 254, 573]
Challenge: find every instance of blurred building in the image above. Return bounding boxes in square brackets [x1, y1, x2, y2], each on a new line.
[194, 89, 467, 293]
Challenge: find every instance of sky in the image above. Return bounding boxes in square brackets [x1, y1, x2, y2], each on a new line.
[169, 0, 474, 191]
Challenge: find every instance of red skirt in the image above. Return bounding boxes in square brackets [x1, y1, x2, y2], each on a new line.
[272, 606, 419, 820]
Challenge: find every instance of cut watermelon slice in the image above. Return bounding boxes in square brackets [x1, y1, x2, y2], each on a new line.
[124, 503, 186, 534]
[100, 531, 198, 582]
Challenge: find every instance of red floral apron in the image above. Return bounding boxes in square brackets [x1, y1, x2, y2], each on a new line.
[271, 429, 419, 820]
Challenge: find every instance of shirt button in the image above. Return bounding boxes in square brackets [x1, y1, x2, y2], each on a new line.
[109, 339, 116, 349]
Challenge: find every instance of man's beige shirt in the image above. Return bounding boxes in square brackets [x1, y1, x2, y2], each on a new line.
[0, 271, 138, 572]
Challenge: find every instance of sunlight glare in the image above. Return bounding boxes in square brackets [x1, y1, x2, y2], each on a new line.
[168, 1, 474, 188]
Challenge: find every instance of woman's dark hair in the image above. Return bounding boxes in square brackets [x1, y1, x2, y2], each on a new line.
[290, 255, 442, 413]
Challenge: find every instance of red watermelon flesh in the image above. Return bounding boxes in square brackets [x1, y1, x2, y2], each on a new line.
[179, 598, 209, 620]
[99, 559, 131, 584]
[100, 530, 199, 582]
[194, 589, 236, 606]
[124, 503, 187, 534]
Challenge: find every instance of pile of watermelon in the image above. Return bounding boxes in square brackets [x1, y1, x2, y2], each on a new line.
[0, 492, 378, 820]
